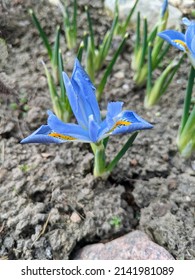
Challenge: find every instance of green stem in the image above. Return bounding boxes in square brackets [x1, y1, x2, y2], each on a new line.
[91, 142, 107, 177]
[179, 65, 195, 135]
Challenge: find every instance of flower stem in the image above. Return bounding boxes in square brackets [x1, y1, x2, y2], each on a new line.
[179, 65, 195, 135]
[91, 142, 107, 177]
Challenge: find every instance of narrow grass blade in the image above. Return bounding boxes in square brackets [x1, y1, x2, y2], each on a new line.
[85, 5, 95, 51]
[29, 9, 52, 60]
[103, 136, 109, 149]
[73, 0, 77, 36]
[97, 33, 128, 100]
[86, 36, 95, 82]
[161, 54, 184, 94]
[178, 106, 195, 158]
[155, 42, 170, 68]
[96, 14, 118, 70]
[58, 49, 72, 120]
[147, 25, 158, 44]
[146, 43, 153, 95]
[122, 0, 139, 34]
[145, 55, 184, 108]
[58, 49, 66, 104]
[151, 38, 165, 68]
[52, 25, 60, 68]
[138, 17, 148, 70]
[42, 61, 62, 116]
[114, 0, 119, 17]
[106, 132, 138, 173]
[77, 40, 84, 62]
[135, 12, 141, 53]
[83, 32, 89, 50]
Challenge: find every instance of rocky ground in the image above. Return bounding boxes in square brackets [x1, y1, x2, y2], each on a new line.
[0, 0, 195, 260]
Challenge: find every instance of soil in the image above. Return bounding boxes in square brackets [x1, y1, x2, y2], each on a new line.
[0, 0, 195, 260]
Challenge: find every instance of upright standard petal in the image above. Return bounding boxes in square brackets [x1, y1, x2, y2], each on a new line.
[97, 101, 124, 139]
[185, 22, 195, 55]
[105, 101, 124, 127]
[182, 17, 191, 27]
[62, 71, 88, 128]
[88, 115, 100, 143]
[158, 30, 187, 51]
[71, 59, 101, 124]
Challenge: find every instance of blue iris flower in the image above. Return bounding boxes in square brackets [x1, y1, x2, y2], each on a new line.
[158, 17, 195, 67]
[21, 59, 152, 145]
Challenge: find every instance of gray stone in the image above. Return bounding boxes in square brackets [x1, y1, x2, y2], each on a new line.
[105, 0, 182, 30]
[169, 0, 195, 13]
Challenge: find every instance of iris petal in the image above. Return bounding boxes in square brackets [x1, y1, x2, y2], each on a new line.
[182, 17, 191, 27]
[158, 30, 186, 51]
[47, 110, 91, 141]
[88, 115, 100, 143]
[185, 22, 195, 55]
[106, 101, 124, 126]
[98, 111, 153, 140]
[71, 59, 101, 124]
[62, 71, 88, 128]
[20, 125, 65, 144]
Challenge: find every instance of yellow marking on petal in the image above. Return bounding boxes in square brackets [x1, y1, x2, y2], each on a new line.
[48, 132, 77, 141]
[173, 40, 189, 52]
[109, 120, 131, 133]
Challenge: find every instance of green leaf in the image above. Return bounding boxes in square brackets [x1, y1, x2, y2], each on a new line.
[145, 55, 183, 108]
[42, 60, 62, 117]
[86, 36, 95, 82]
[146, 43, 153, 94]
[97, 14, 118, 69]
[85, 5, 95, 52]
[177, 105, 195, 158]
[138, 17, 148, 70]
[121, 0, 139, 35]
[77, 40, 84, 62]
[52, 25, 60, 68]
[106, 132, 138, 173]
[73, 0, 77, 36]
[179, 65, 195, 135]
[135, 12, 141, 53]
[97, 33, 128, 100]
[29, 9, 52, 60]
